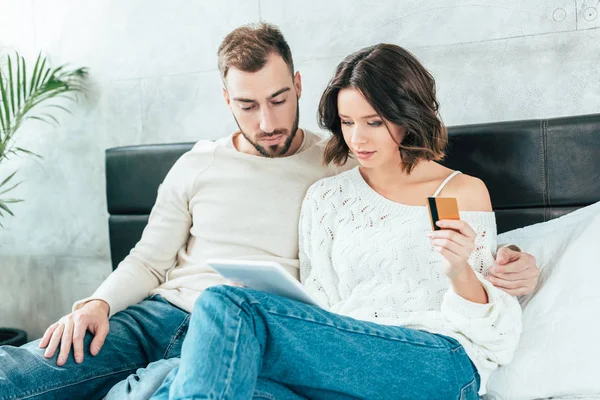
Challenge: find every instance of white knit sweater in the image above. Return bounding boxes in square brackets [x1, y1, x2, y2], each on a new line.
[73, 130, 343, 317]
[299, 167, 522, 395]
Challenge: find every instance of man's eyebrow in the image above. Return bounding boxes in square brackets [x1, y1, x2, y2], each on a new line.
[269, 87, 290, 99]
[232, 87, 290, 103]
[232, 97, 255, 103]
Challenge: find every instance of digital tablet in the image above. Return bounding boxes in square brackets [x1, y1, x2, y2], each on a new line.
[207, 259, 325, 308]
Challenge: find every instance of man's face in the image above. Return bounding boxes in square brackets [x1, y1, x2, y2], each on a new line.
[223, 53, 302, 157]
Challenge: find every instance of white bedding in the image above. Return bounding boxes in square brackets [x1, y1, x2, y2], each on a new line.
[483, 202, 600, 400]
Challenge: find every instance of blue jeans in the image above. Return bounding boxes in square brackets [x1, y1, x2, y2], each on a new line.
[151, 285, 481, 400]
[107, 358, 309, 400]
[0, 295, 189, 400]
[105, 358, 182, 400]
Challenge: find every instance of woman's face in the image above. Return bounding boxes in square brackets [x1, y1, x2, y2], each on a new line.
[337, 88, 406, 169]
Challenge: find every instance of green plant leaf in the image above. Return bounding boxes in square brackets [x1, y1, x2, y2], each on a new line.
[31, 54, 47, 96]
[0, 71, 10, 136]
[29, 52, 42, 98]
[0, 170, 18, 188]
[0, 201, 15, 216]
[16, 55, 22, 111]
[37, 67, 51, 94]
[15, 147, 41, 158]
[0, 180, 22, 195]
[1, 198, 23, 203]
[0, 90, 6, 137]
[25, 115, 53, 126]
[7, 55, 16, 119]
[1, 53, 88, 224]
[21, 54, 27, 104]
[38, 112, 60, 126]
[46, 104, 73, 115]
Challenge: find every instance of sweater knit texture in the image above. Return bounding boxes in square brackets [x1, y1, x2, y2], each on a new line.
[299, 167, 523, 395]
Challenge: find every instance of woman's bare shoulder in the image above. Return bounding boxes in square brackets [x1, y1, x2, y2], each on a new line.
[438, 172, 493, 212]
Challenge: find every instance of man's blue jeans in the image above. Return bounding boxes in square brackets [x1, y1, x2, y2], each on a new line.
[0, 295, 189, 400]
[151, 285, 481, 400]
[106, 358, 312, 400]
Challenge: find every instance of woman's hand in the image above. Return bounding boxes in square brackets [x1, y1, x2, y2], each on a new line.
[428, 220, 489, 304]
[428, 219, 476, 280]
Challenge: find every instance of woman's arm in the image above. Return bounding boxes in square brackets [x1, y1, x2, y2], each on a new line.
[429, 175, 492, 303]
[432, 174, 522, 365]
[431, 218, 489, 304]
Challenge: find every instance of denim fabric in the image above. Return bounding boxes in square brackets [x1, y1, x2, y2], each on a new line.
[151, 285, 480, 400]
[104, 358, 182, 400]
[108, 357, 309, 400]
[0, 295, 189, 400]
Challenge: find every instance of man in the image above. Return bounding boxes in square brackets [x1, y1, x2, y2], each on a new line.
[0, 23, 539, 400]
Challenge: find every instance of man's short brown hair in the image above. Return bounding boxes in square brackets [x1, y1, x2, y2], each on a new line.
[217, 23, 294, 80]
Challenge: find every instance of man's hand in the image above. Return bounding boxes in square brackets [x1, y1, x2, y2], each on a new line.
[486, 246, 540, 296]
[39, 300, 110, 366]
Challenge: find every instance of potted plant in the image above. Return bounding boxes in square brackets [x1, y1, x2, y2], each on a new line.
[0, 52, 88, 346]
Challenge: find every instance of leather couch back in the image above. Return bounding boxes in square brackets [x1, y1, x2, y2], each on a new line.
[106, 114, 600, 270]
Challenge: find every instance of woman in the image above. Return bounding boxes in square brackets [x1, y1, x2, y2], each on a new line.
[151, 44, 522, 399]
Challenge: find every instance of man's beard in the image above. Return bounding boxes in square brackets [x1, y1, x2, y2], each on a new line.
[235, 99, 300, 158]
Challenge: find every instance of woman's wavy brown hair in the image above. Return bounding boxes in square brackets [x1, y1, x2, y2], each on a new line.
[318, 44, 447, 173]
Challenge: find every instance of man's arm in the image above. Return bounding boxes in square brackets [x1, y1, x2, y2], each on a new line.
[73, 153, 200, 317]
[486, 245, 540, 296]
[40, 143, 215, 365]
[41, 172, 193, 365]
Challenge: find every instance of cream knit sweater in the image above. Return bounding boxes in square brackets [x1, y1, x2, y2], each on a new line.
[299, 168, 523, 395]
[74, 130, 342, 316]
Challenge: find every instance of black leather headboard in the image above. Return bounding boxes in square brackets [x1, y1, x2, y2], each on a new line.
[106, 114, 600, 270]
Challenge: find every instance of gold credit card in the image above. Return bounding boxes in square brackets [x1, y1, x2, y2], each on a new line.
[427, 197, 460, 231]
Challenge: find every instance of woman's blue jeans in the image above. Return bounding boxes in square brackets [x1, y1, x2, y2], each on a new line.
[151, 285, 480, 400]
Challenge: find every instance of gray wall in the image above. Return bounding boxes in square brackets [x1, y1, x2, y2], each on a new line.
[0, 0, 598, 339]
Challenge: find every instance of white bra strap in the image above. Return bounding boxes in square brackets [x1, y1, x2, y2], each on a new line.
[432, 171, 462, 197]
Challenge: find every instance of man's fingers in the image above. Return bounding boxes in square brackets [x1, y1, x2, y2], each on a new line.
[495, 246, 521, 265]
[488, 267, 538, 281]
[44, 323, 65, 359]
[492, 262, 526, 274]
[57, 319, 74, 366]
[72, 321, 87, 364]
[492, 250, 527, 274]
[39, 322, 59, 349]
[485, 274, 530, 290]
[492, 252, 538, 275]
[89, 323, 109, 356]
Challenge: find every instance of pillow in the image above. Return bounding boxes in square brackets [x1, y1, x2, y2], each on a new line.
[484, 202, 600, 399]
